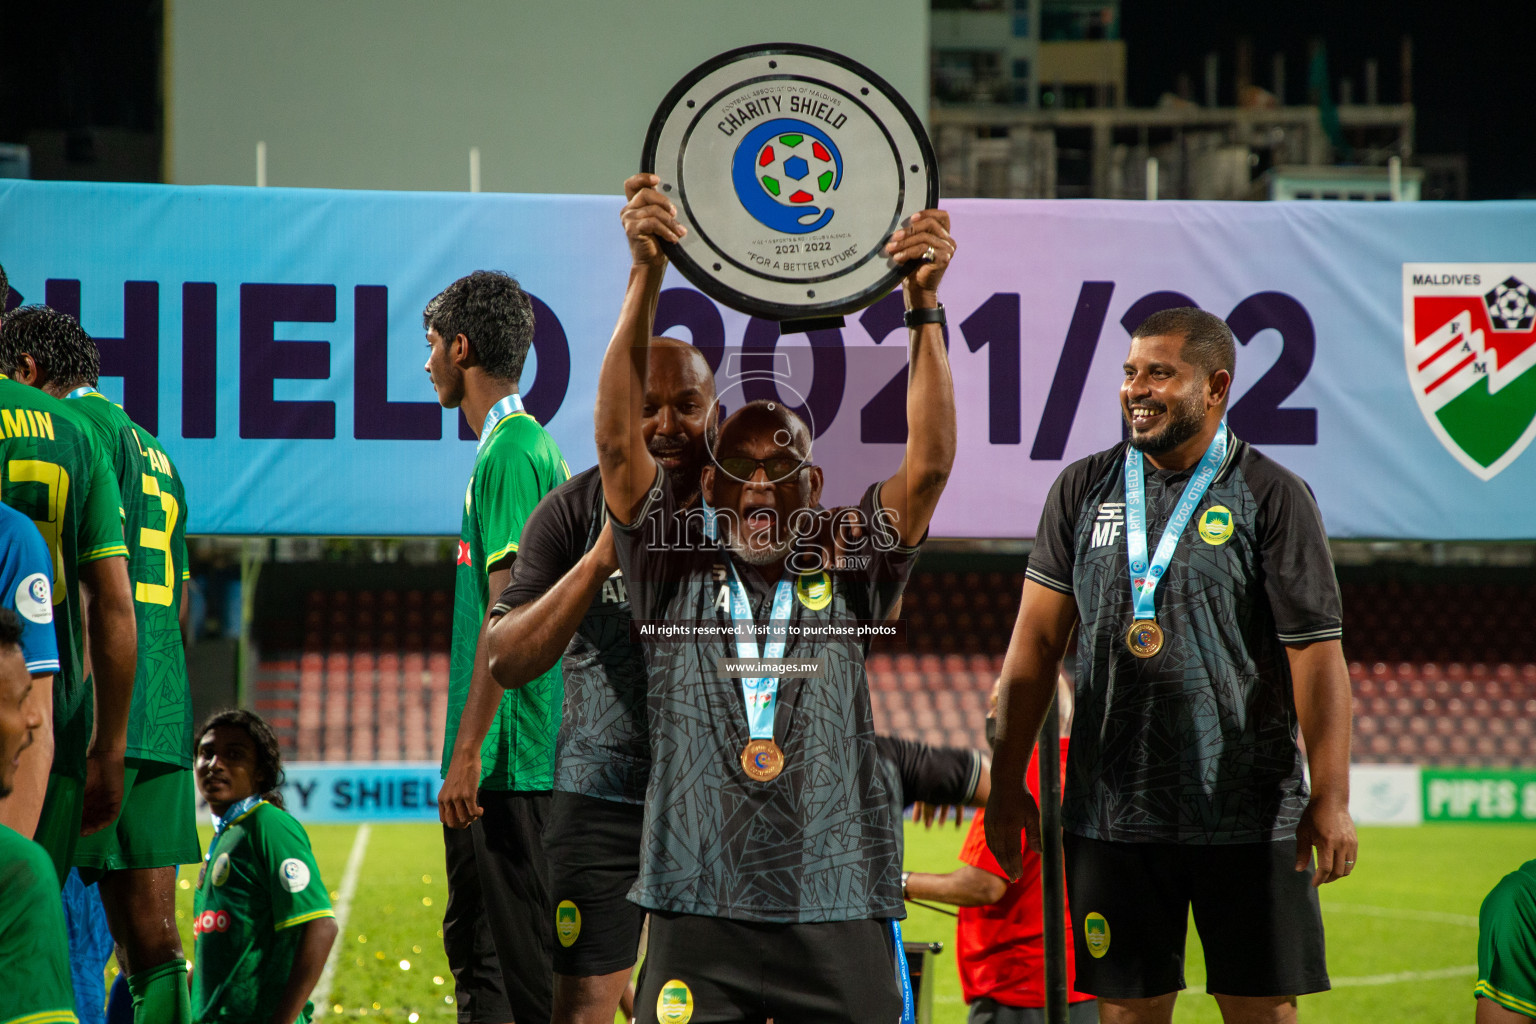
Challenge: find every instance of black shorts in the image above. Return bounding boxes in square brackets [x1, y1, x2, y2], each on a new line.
[1064, 833, 1330, 999]
[543, 790, 646, 977]
[442, 788, 554, 1024]
[967, 997, 1098, 1024]
[634, 911, 902, 1024]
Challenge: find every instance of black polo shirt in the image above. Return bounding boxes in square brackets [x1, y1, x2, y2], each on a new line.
[1027, 429, 1342, 844]
[613, 466, 918, 923]
[495, 466, 649, 804]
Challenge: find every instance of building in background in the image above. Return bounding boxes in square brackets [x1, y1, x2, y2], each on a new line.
[930, 2, 1445, 201]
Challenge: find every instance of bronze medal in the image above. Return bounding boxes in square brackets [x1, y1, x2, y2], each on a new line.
[1126, 619, 1164, 658]
[740, 738, 785, 782]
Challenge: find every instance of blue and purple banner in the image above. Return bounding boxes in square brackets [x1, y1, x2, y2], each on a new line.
[2, 180, 1534, 538]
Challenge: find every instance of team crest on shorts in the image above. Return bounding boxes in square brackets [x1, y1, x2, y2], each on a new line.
[796, 570, 832, 610]
[555, 900, 581, 947]
[1084, 912, 1111, 958]
[1403, 263, 1536, 479]
[1197, 506, 1234, 545]
[210, 852, 231, 887]
[657, 979, 694, 1023]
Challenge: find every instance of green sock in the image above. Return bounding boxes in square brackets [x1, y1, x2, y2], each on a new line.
[126, 958, 191, 1024]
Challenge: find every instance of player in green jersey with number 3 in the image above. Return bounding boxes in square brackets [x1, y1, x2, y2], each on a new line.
[1, 306, 201, 1023]
[0, 305, 137, 888]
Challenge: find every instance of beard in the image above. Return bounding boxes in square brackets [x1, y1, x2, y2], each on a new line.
[649, 441, 702, 503]
[661, 460, 702, 503]
[1126, 387, 1206, 455]
[719, 511, 794, 566]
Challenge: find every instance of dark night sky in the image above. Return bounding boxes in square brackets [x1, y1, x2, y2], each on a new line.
[1119, 0, 1536, 199]
[3, 2, 1536, 198]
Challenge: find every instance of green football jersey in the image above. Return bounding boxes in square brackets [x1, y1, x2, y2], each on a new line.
[1477, 858, 1536, 1018]
[441, 405, 569, 791]
[0, 824, 78, 1024]
[0, 376, 127, 781]
[192, 800, 334, 1024]
[65, 390, 192, 766]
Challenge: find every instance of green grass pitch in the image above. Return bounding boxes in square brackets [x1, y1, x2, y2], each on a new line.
[165, 821, 1527, 1022]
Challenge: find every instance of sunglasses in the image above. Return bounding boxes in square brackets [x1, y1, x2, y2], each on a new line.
[716, 456, 806, 483]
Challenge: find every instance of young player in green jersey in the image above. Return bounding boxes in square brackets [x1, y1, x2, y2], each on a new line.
[0, 307, 136, 884]
[1, 306, 199, 1023]
[1477, 860, 1536, 1022]
[424, 271, 568, 1024]
[0, 606, 79, 1024]
[192, 709, 336, 1024]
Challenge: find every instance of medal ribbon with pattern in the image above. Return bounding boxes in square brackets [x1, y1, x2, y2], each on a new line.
[479, 393, 524, 449]
[725, 561, 793, 781]
[1122, 424, 1228, 658]
[210, 794, 263, 847]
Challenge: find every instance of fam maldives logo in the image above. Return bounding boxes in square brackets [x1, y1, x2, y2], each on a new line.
[731, 118, 842, 234]
[1403, 263, 1536, 479]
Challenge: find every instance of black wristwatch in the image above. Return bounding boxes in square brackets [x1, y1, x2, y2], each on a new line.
[903, 304, 946, 329]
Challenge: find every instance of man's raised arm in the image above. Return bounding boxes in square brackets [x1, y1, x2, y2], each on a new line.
[878, 210, 958, 547]
[488, 524, 617, 690]
[595, 173, 684, 525]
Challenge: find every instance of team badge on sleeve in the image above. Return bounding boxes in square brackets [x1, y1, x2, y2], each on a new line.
[555, 900, 582, 947]
[15, 572, 52, 623]
[279, 857, 311, 893]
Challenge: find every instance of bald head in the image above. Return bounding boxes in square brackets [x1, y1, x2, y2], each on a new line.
[713, 399, 811, 461]
[648, 336, 714, 397]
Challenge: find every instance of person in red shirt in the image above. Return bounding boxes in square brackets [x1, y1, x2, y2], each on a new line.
[904, 673, 1095, 1024]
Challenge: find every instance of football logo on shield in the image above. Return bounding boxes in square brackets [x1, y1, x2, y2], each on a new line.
[1403, 263, 1536, 479]
[732, 118, 842, 234]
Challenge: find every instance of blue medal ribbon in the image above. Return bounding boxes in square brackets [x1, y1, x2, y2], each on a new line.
[65, 386, 101, 401]
[208, 794, 263, 853]
[1123, 424, 1228, 622]
[478, 393, 524, 449]
[889, 919, 916, 1024]
[724, 562, 794, 741]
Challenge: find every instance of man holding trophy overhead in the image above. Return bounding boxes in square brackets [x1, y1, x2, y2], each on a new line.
[594, 167, 957, 1023]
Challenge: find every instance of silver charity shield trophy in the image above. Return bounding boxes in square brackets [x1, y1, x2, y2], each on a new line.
[642, 43, 938, 327]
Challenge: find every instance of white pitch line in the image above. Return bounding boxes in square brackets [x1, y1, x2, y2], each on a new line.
[312, 823, 372, 1016]
[1186, 964, 1476, 996]
[1323, 901, 1480, 928]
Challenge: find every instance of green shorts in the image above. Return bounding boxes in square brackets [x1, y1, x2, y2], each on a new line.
[35, 772, 84, 885]
[74, 758, 202, 882]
